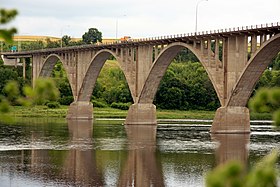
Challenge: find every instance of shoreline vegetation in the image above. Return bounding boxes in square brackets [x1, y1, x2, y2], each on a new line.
[2, 105, 272, 122]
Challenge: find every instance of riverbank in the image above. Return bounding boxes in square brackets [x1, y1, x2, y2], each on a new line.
[4, 106, 272, 121]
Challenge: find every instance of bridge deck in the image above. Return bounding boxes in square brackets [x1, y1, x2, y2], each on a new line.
[1, 22, 280, 57]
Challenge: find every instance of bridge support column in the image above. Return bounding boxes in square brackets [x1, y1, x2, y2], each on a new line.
[66, 101, 93, 120]
[211, 107, 250, 133]
[124, 103, 157, 125]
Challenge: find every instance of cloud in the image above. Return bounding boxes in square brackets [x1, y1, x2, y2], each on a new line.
[2, 0, 280, 38]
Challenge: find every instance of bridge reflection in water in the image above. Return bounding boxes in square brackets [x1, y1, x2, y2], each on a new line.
[60, 120, 165, 186]
[118, 124, 165, 187]
[2, 116, 280, 187]
[211, 133, 250, 166]
[62, 119, 103, 186]
[61, 120, 250, 186]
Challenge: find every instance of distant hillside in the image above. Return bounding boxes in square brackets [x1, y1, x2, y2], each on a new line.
[0, 35, 118, 43]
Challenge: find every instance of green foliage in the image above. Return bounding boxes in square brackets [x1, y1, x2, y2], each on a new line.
[249, 87, 280, 126]
[61, 35, 71, 47]
[34, 78, 60, 105]
[0, 9, 17, 43]
[91, 100, 108, 108]
[174, 48, 199, 62]
[206, 150, 279, 187]
[49, 61, 74, 105]
[45, 101, 60, 109]
[270, 53, 280, 70]
[155, 61, 220, 110]
[57, 79, 72, 97]
[58, 96, 73, 105]
[82, 28, 102, 44]
[20, 41, 44, 51]
[110, 102, 131, 110]
[92, 61, 133, 105]
[45, 38, 60, 48]
[0, 97, 10, 113]
[256, 69, 280, 89]
[21, 78, 60, 106]
[3, 80, 19, 104]
[206, 161, 244, 187]
[246, 151, 278, 187]
[0, 67, 19, 95]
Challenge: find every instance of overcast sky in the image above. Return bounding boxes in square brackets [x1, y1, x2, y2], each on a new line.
[1, 0, 280, 38]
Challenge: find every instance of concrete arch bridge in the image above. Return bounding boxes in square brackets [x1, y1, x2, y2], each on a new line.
[2, 23, 280, 133]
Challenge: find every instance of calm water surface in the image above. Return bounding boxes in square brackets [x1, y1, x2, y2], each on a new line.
[0, 118, 279, 187]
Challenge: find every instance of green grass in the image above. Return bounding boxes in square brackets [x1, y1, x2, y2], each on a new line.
[157, 109, 215, 119]
[10, 105, 69, 118]
[3, 106, 272, 121]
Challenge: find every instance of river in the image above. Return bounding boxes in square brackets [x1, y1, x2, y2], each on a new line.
[0, 118, 279, 187]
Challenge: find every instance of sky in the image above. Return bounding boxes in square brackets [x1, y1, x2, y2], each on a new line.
[1, 0, 280, 39]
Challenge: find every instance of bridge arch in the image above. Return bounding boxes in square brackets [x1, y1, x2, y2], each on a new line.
[39, 54, 63, 77]
[137, 42, 222, 105]
[77, 49, 134, 102]
[39, 54, 75, 96]
[227, 33, 280, 107]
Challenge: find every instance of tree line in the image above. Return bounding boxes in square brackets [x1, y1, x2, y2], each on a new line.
[1, 28, 102, 52]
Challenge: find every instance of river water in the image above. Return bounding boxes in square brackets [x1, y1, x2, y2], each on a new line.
[0, 118, 279, 187]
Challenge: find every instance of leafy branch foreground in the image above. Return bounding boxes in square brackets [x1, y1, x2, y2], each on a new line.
[206, 150, 279, 187]
[0, 8, 18, 43]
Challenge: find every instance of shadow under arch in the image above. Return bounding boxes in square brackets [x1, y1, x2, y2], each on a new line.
[227, 33, 280, 107]
[137, 42, 222, 105]
[38, 54, 75, 97]
[77, 49, 135, 103]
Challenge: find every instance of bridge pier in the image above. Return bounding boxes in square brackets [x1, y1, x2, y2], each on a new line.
[124, 103, 157, 125]
[211, 107, 250, 134]
[66, 101, 93, 120]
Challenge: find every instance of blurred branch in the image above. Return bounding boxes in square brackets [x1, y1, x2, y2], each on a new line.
[0, 9, 18, 43]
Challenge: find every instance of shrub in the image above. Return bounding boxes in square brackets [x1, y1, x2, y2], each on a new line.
[0, 99, 10, 113]
[58, 96, 74, 105]
[91, 100, 107, 108]
[45, 101, 60, 109]
[110, 102, 130, 110]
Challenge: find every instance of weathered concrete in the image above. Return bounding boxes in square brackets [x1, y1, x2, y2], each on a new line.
[125, 103, 157, 125]
[227, 34, 280, 106]
[66, 101, 93, 119]
[211, 107, 250, 133]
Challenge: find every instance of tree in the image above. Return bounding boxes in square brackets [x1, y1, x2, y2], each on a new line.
[271, 53, 280, 70]
[0, 68, 18, 95]
[45, 38, 60, 48]
[82, 28, 102, 44]
[154, 62, 220, 110]
[62, 35, 71, 46]
[0, 9, 17, 43]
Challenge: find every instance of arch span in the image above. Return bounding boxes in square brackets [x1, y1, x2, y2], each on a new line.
[227, 33, 280, 107]
[77, 49, 134, 102]
[39, 54, 75, 96]
[137, 42, 222, 105]
[39, 54, 62, 77]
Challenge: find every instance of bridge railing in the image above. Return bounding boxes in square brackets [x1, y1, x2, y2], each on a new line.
[1, 22, 279, 55]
